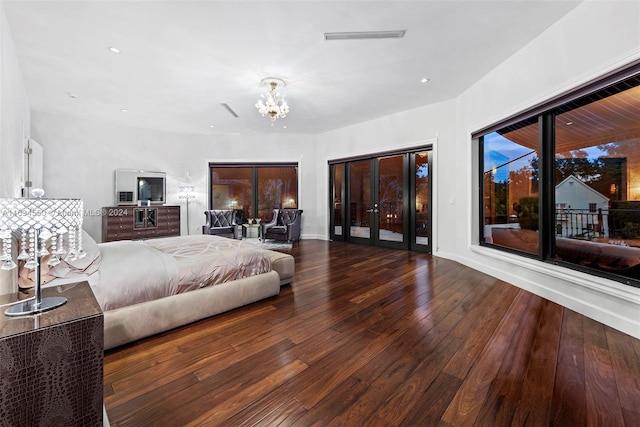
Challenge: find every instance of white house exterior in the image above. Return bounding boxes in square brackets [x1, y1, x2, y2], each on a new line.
[555, 175, 610, 238]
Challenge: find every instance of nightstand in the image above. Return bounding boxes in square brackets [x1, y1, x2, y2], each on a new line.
[0, 282, 103, 426]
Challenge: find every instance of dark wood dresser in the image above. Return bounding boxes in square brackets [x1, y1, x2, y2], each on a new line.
[0, 282, 103, 426]
[102, 205, 180, 242]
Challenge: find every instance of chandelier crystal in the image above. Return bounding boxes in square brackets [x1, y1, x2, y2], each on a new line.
[255, 77, 289, 126]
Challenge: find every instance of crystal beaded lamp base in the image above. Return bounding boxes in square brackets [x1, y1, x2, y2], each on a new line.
[5, 296, 67, 317]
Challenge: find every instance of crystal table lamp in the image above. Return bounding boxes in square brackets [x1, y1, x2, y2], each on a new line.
[0, 195, 84, 316]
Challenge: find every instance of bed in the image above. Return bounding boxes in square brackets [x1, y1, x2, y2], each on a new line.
[1, 233, 294, 350]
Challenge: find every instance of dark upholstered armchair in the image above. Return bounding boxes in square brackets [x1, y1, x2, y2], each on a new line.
[260, 209, 303, 244]
[202, 210, 238, 239]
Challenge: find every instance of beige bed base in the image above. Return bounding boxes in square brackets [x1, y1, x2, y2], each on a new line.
[104, 248, 294, 350]
[104, 270, 280, 350]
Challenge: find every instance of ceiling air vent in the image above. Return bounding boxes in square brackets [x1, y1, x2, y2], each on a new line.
[324, 30, 406, 41]
[220, 103, 239, 118]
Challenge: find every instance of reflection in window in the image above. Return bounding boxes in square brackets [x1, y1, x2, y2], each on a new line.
[257, 166, 298, 221]
[415, 152, 429, 245]
[482, 120, 539, 255]
[379, 156, 404, 242]
[211, 166, 252, 217]
[349, 160, 371, 239]
[554, 84, 640, 281]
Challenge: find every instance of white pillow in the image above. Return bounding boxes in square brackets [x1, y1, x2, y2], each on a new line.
[49, 230, 102, 278]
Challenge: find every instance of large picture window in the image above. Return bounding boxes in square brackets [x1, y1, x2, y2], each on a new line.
[479, 67, 640, 287]
[209, 163, 298, 222]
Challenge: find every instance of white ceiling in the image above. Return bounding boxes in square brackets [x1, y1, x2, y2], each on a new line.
[3, 0, 582, 136]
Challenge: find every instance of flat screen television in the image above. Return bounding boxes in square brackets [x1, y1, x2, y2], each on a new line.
[137, 177, 165, 204]
[114, 169, 166, 206]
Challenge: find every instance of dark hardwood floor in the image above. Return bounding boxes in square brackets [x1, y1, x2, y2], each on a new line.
[103, 240, 640, 426]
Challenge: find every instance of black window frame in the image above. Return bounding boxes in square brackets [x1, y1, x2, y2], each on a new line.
[208, 162, 299, 220]
[477, 61, 640, 288]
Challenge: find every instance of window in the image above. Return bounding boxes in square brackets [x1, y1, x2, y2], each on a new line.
[553, 82, 640, 279]
[209, 163, 298, 222]
[479, 67, 640, 287]
[482, 119, 540, 255]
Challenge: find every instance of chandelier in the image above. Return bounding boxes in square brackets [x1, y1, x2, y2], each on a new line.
[255, 77, 289, 126]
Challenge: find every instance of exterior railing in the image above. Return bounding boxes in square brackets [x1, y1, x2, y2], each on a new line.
[555, 208, 640, 239]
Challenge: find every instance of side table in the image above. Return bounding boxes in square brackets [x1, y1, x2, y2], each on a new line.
[242, 224, 261, 239]
[0, 282, 104, 426]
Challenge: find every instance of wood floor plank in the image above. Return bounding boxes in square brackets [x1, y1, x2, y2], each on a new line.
[605, 327, 640, 426]
[186, 359, 309, 426]
[474, 294, 545, 426]
[102, 240, 640, 426]
[107, 372, 200, 426]
[293, 376, 370, 426]
[325, 323, 445, 425]
[441, 290, 533, 426]
[399, 371, 464, 426]
[442, 281, 520, 380]
[292, 329, 398, 409]
[550, 308, 587, 427]
[510, 299, 563, 426]
[104, 341, 237, 408]
[118, 339, 300, 426]
[583, 317, 626, 427]
[224, 396, 308, 427]
[368, 330, 465, 425]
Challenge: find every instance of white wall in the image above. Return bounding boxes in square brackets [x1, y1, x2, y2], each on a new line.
[0, 1, 29, 198]
[31, 112, 317, 242]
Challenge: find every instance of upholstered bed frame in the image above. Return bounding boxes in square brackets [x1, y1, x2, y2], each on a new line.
[105, 248, 294, 350]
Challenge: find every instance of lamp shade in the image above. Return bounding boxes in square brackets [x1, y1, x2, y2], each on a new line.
[0, 198, 83, 233]
[0, 197, 84, 316]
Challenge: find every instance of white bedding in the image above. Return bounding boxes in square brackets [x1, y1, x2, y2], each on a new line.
[91, 239, 180, 311]
[48, 235, 272, 312]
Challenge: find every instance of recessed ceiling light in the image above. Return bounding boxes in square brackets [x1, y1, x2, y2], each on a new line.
[209, 124, 215, 128]
[282, 125, 287, 129]
[420, 78, 430, 83]
[324, 30, 406, 41]
[566, 121, 573, 125]
[107, 46, 121, 53]
[121, 109, 128, 113]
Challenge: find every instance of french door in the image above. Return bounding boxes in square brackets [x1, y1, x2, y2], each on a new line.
[330, 149, 432, 253]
